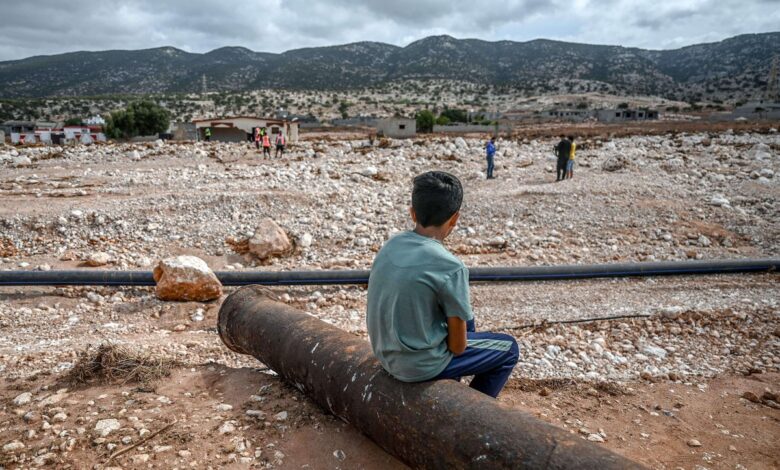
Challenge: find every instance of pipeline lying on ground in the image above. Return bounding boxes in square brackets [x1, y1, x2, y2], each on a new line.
[0, 258, 777, 287]
[218, 286, 645, 469]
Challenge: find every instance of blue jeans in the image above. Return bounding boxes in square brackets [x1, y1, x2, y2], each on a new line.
[435, 319, 519, 398]
[486, 154, 495, 178]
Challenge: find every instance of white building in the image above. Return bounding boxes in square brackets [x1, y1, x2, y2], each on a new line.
[192, 116, 299, 143]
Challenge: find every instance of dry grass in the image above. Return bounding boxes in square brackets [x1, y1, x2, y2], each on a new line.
[63, 343, 175, 387]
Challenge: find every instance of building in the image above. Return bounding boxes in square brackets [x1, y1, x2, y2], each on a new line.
[596, 108, 659, 122]
[376, 117, 416, 138]
[2, 121, 35, 144]
[192, 116, 299, 143]
[542, 108, 593, 121]
[84, 115, 106, 126]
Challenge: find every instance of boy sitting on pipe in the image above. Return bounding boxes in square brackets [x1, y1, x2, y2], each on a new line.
[366, 171, 519, 398]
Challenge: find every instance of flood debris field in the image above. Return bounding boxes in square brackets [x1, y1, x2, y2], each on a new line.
[0, 128, 778, 469]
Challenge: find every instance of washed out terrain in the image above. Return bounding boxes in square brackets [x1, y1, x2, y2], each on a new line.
[0, 127, 778, 468]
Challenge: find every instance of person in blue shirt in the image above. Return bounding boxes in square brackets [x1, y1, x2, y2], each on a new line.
[366, 171, 519, 398]
[485, 137, 496, 179]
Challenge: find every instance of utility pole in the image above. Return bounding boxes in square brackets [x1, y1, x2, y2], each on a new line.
[766, 55, 779, 102]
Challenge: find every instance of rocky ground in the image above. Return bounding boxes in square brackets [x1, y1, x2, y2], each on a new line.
[0, 127, 778, 468]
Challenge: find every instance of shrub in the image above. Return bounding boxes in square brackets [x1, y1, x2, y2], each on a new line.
[105, 101, 170, 139]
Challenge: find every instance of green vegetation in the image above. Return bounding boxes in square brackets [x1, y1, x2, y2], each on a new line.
[104, 101, 170, 139]
[415, 110, 435, 133]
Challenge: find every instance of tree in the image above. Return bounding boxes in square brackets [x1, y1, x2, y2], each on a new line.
[439, 108, 468, 123]
[435, 115, 451, 125]
[64, 117, 82, 126]
[105, 101, 170, 139]
[415, 110, 435, 133]
[338, 101, 350, 119]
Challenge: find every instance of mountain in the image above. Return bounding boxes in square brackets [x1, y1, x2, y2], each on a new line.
[0, 33, 777, 99]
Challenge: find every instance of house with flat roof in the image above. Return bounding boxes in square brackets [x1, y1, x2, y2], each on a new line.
[192, 116, 299, 143]
[375, 117, 416, 138]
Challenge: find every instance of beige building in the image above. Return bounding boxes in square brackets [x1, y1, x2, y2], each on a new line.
[193, 116, 299, 143]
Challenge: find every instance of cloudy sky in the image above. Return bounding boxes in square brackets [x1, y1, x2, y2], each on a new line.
[0, 0, 778, 61]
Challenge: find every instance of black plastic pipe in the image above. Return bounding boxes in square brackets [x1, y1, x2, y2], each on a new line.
[0, 259, 776, 287]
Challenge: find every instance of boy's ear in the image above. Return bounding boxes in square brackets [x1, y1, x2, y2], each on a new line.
[448, 211, 460, 227]
[409, 206, 417, 223]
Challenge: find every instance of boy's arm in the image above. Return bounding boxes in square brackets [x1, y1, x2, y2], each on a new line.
[446, 317, 467, 355]
[439, 268, 473, 356]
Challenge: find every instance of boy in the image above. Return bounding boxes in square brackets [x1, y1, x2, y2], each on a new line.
[366, 171, 519, 398]
[485, 137, 496, 179]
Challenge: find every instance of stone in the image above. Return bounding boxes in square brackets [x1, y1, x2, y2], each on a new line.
[84, 251, 112, 267]
[517, 156, 534, 167]
[710, 194, 730, 207]
[602, 156, 627, 172]
[274, 411, 288, 421]
[248, 218, 293, 260]
[361, 166, 378, 177]
[3, 440, 25, 453]
[687, 439, 702, 447]
[153, 255, 222, 302]
[218, 421, 236, 434]
[300, 233, 314, 248]
[333, 449, 346, 461]
[95, 418, 121, 437]
[12, 156, 32, 167]
[643, 344, 667, 359]
[216, 403, 233, 412]
[741, 391, 761, 403]
[246, 409, 266, 419]
[12, 392, 32, 406]
[587, 434, 605, 442]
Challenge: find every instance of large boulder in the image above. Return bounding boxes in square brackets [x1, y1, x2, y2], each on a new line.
[248, 218, 293, 260]
[153, 256, 222, 302]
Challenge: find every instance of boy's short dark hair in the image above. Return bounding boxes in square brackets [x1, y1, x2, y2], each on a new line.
[568, 135, 575, 141]
[412, 171, 463, 227]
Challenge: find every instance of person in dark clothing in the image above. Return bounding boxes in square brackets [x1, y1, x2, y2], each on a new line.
[555, 135, 571, 182]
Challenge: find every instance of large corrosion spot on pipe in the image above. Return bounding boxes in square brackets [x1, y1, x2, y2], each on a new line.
[218, 286, 645, 469]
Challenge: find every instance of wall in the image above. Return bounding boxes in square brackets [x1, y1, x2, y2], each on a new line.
[376, 119, 415, 138]
[433, 123, 511, 134]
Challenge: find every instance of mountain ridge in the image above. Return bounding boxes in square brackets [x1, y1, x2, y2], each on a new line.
[0, 32, 777, 99]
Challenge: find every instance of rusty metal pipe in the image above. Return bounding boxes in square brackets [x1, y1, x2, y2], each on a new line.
[218, 286, 645, 469]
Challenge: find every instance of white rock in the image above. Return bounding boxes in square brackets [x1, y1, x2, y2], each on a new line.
[84, 252, 112, 267]
[300, 233, 313, 248]
[587, 433, 605, 442]
[361, 166, 378, 177]
[709, 194, 730, 207]
[215, 403, 233, 412]
[95, 418, 121, 437]
[12, 392, 32, 406]
[274, 411, 288, 421]
[642, 344, 667, 359]
[3, 440, 25, 453]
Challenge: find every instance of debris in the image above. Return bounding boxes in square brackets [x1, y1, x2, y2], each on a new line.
[153, 255, 223, 301]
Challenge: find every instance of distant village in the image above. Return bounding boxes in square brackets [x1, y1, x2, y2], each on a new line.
[2, 99, 779, 145]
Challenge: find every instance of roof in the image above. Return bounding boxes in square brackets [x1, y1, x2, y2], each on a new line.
[192, 115, 290, 124]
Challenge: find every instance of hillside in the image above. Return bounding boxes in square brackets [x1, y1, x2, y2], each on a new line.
[0, 33, 777, 100]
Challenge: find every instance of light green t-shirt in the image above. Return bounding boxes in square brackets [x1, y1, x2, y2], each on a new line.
[366, 231, 473, 382]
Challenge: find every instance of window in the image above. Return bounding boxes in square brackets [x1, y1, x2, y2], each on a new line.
[271, 127, 280, 134]
[615, 112, 620, 117]
[399, 124, 406, 130]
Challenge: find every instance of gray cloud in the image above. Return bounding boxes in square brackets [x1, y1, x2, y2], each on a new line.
[0, 0, 777, 61]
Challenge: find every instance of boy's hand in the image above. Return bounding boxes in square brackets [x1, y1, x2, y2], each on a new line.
[446, 317, 468, 355]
